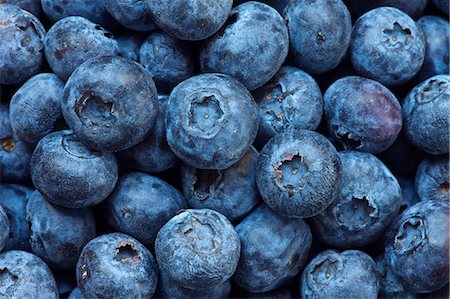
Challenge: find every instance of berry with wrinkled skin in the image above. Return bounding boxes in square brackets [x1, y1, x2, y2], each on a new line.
[257, 130, 342, 218]
[415, 155, 449, 202]
[155, 209, 241, 290]
[324, 76, 403, 153]
[30, 130, 118, 208]
[76, 232, 157, 299]
[403, 75, 450, 155]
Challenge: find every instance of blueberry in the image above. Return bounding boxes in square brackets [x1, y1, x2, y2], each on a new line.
[156, 267, 231, 299]
[68, 287, 84, 299]
[104, 0, 156, 31]
[385, 200, 449, 293]
[415, 16, 449, 82]
[76, 232, 158, 298]
[415, 155, 449, 202]
[26, 190, 96, 269]
[432, 0, 450, 15]
[115, 30, 145, 62]
[166, 73, 259, 170]
[324, 76, 403, 153]
[397, 176, 419, 213]
[0, 250, 58, 298]
[0, 4, 45, 85]
[346, 0, 428, 19]
[30, 130, 118, 208]
[181, 146, 260, 222]
[234, 204, 312, 293]
[155, 209, 240, 289]
[374, 255, 415, 299]
[2, 0, 43, 19]
[402, 75, 450, 155]
[62, 56, 158, 151]
[145, 0, 233, 41]
[0, 183, 32, 251]
[118, 95, 180, 173]
[200, 1, 289, 91]
[310, 151, 402, 248]
[0, 205, 9, 252]
[256, 130, 342, 218]
[350, 7, 426, 86]
[253, 66, 323, 147]
[139, 31, 197, 93]
[9, 73, 64, 144]
[300, 250, 379, 299]
[284, 0, 352, 74]
[0, 105, 33, 183]
[44, 16, 120, 81]
[103, 171, 187, 247]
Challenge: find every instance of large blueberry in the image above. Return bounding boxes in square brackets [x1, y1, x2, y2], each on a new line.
[0, 205, 9, 252]
[300, 250, 379, 299]
[256, 130, 342, 218]
[0, 4, 45, 85]
[139, 31, 196, 93]
[166, 73, 258, 170]
[9, 73, 64, 144]
[346, 0, 428, 19]
[155, 209, 240, 289]
[311, 151, 401, 248]
[26, 191, 96, 269]
[181, 146, 260, 222]
[44, 16, 119, 81]
[145, 0, 232, 41]
[385, 200, 449, 292]
[0, 183, 32, 251]
[374, 255, 415, 299]
[415, 16, 449, 82]
[103, 172, 187, 247]
[253, 66, 323, 147]
[76, 232, 157, 298]
[0, 250, 58, 298]
[284, 0, 352, 74]
[200, 2, 289, 91]
[350, 7, 425, 86]
[62, 56, 158, 151]
[324, 76, 403, 153]
[403, 75, 449, 155]
[30, 130, 118, 208]
[104, 0, 156, 31]
[118, 95, 179, 173]
[234, 204, 312, 293]
[2, 0, 43, 19]
[415, 155, 449, 202]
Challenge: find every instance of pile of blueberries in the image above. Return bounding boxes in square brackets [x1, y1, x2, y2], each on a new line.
[0, 0, 449, 298]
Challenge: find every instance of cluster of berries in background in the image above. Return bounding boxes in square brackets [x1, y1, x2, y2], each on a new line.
[0, 0, 449, 298]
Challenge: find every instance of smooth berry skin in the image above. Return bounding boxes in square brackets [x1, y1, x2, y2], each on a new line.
[253, 66, 323, 148]
[166, 73, 259, 170]
[284, 0, 352, 75]
[415, 156, 449, 202]
[403, 75, 450, 155]
[145, 0, 232, 41]
[9, 73, 64, 145]
[26, 191, 96, 269]
[62, 56, 158, 152]
[0, 250, 58, 298]
[44, 16, 120, 81]
[386, 200, 449, 293]
[234, 204, 312, 293]
[0, 205, 9, 252]
[300, 250, 379, 299]
[0, 183, 32, 251]
[118, 95, 179, 173]
[346, 0, 428, 19]
[76, 233, 158, 299]
[311, 151, 401, 248]
[30, 130, 118, 208]
[155, 209, 241, 290]
[181, 147, 260, 223]
[200, 1, 289, 91]
[415, 16, 449, 82]
[375, 255, 415, 299]
[257, 130, 342, 218]
[0, 4, 45, 85]
[104, 0, 156, 31]
[324, 76, 403, 153]
[139, 31, 197, 93]
[103, 172, 187, 247]
[350, 7, 426, 86]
